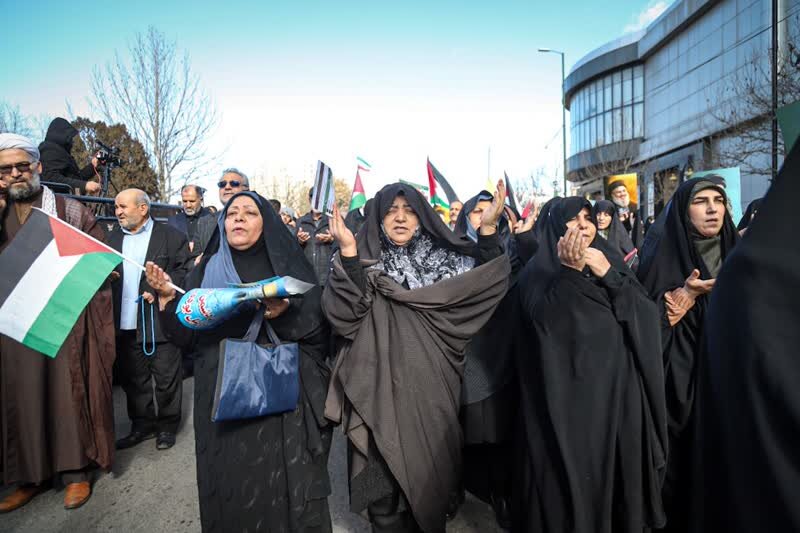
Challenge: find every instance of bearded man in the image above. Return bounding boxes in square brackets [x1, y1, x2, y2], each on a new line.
[0, 133, 116, 512]
[608, 180, 644, 248]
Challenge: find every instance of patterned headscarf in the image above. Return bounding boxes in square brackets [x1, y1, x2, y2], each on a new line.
[375, 226, 475, 290]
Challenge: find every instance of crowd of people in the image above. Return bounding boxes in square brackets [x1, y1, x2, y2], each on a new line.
[0, 126, 795, 533]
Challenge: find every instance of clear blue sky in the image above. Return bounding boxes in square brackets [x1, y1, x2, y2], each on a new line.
[2, 0, 671, 202]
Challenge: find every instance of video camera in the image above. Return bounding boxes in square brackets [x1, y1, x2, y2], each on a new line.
[95, 140, 122, 168]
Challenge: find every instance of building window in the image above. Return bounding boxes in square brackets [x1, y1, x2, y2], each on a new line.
[570, 64, 646, 156]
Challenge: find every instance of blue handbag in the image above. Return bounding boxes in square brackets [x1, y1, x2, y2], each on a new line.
[211, 310, 300, 422]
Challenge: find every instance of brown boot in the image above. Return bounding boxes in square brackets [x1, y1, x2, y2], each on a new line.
[63, 481, 91, 510]
[0, 485, 44, 513]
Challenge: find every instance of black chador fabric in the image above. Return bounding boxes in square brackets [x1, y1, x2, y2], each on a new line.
[324, 183, 510, 533]
[691, 144, 797, 532]
[592, 200, 636, 259]
[736, 197, 762, 231]
[159, 191, 332, 533]
[453, 190, 521, 409]
[513, 197, 667, 533]
[636, 177, 738, 532]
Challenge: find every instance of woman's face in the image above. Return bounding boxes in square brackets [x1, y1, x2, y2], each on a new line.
[688, 188, 726, 238]
[566, 207, 597, 242]
[280, 212, 292, 225]
[383, 194, 420, 246]
[595, 210, 612, 230]
[468, 200, 493, 230]
[225, 195, 263, 250]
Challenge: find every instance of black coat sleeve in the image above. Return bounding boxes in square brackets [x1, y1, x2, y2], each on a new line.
[340, 254, 367, 294]
[475, 232, 504, 266]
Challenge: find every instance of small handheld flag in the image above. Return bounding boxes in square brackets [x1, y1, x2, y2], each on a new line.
[311, 160, 336, 216]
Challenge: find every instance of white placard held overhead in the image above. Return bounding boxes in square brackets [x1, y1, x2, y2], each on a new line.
[310, 160, 336, 216]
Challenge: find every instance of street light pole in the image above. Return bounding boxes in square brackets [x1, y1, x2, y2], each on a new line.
[539, 48, 568, 196]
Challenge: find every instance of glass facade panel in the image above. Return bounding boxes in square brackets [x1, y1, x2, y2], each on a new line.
[569, 64, 646, 156]
[634, 70, 644, 102]
[623, 105, 633, 139]
[633, 103, 644, 138]
[623, 68, 633, 105]
[597, 81, 605, 113]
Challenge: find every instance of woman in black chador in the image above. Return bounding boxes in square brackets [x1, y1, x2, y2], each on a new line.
[636, 177, 739, 532]
[592, 199, 637, 267]
[145, 191, 333, 532]
[513, 197, 667, 533]
[324, 182, 511, 533]
[450, 190, 536, 528]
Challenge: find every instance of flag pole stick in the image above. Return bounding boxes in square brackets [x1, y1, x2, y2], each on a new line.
[35, 208, 186, 295]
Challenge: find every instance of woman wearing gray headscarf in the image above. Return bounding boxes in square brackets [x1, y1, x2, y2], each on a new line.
[145, 191, 333, 532]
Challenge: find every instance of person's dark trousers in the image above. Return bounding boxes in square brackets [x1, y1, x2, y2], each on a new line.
[117, 330, 183, 433]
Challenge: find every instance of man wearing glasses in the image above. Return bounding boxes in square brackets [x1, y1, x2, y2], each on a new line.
[194, 167, 249, 262]
[0, 133, 117, 513]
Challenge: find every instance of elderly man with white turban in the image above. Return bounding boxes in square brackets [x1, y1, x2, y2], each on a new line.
[0, 133, 117, 513]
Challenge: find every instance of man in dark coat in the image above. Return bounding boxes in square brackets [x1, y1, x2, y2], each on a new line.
[38, 118, 102, 196]
[109, 188, 191, 451]
[0, 133, 116, 512]
[167, 184, 213, 258]
[297, 188, 334, 285]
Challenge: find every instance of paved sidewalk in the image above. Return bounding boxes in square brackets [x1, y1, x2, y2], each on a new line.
[2, 378, 503, 532]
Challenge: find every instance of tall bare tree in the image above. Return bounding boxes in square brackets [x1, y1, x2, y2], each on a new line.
[91, 26, 218, 200]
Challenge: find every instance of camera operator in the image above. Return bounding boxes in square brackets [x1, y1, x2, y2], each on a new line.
[38, 118, 102, 196]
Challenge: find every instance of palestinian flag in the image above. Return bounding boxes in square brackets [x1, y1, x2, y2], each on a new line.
[426, 158, 459, 210]
[350, 170, 367, 210]
[0, 209, 122, 358]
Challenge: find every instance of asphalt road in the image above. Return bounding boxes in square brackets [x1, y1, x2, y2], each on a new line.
[2, 378, 504, 532]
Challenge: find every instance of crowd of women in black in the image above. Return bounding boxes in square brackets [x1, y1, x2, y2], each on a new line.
[143, 143, 794, 533]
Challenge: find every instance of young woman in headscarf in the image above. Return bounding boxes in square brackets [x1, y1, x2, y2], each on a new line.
[592, 199, 637, 268]
[144, 191, 333, 533]
[513, 197, 667, 533]
[449, 190, 533, 528]
[636, 176, 739, 532]
[323, 182, 511, 533]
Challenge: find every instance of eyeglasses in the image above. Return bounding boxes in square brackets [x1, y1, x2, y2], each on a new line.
[0, 161, 36, 176]
[217, 180, 242, 188]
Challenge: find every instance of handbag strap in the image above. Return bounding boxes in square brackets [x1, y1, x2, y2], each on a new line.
[244, 309, 285, 345]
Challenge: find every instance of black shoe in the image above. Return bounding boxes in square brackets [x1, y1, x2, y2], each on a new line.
[491, 494, 511, 530]
[115, 430, 156, 450]
[156, 432, 176, 450]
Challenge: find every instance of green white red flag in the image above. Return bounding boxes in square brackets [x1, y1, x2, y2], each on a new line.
[0, 209, 122, 357]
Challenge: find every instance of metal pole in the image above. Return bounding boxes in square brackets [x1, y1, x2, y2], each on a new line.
[772, 0, 779, 181]
[561, 52, 568, 195]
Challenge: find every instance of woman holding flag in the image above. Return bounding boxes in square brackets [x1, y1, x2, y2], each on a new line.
[145, 191, 333, 533]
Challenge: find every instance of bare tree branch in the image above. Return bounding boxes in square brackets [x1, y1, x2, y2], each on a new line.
[90, 26, 219, 201]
